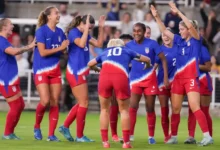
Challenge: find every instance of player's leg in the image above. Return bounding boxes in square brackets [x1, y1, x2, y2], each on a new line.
[200, 95, 212, 137]
[110, 91, 120, 142]
[144, 94, 156, 144]
[99, 95, 111, 148]
[34, 81, 50, 140]
[158, 94, 170, 142]
[129, 90, 142, 141]
[47, 83, 61, 141]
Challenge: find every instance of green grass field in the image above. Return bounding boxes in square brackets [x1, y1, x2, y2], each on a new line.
[0, 111, 219, 150]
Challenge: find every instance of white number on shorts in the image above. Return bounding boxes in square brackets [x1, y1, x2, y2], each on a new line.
[51, 44, 60, 49]
[107, 47, 122, 57]
[173, 58, 176, 66]
[190, 79, 194, 87]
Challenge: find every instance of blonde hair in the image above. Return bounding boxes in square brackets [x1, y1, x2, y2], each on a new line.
[0, 18, 9, 32]
[179, 20, 199, 30]
[107, 39, 125, 48]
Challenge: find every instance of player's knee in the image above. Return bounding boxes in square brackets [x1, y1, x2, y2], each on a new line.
[79, 99, 89, 107]
[40, 98, 50, 106]
[172, 105, 181, 114]
[146, 107, 155, 113]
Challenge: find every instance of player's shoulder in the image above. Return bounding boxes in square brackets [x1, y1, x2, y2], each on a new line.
[56, 26, 64, 33]
[125, 40, 134, 47]
[69, 27, 80, 34]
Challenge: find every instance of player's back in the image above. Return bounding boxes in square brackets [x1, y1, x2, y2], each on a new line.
[97, 46, 137, 77]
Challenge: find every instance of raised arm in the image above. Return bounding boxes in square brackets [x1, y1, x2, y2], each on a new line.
[200, 2, 208, 27]
[5, 39, 36, 56]
[89, 15, 105, 48]
[150, 5, 174, 40]
[169, 2, 200, 40]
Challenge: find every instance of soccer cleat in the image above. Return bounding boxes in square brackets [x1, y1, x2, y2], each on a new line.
[130, 135, 134, 142]
[34, 128, 42, 140]
[166, 136, 178, 144]
[184, 137, 197, 144]
[112, 134, 120, 142]
[122, 142, 132, 148]
[47, 135, 60, 142]
[164, 136, 171, 143]
[75, 136, 95, 142]
[148, 137, 156, 144]
[197, 136, 213, 146]
[102, 141, 110, 148]
[59, 125, 74, 142]
[2, 134, 18, 140]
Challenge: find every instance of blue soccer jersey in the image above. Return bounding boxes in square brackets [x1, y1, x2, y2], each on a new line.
[174, 34, 201, 78]
[66, 28, 91, 78]
[96, 46, 139, 77]
[33, 24, 66, 75]
[0, 36, 19, 87]
[156, 44, 178, 89]
[199, 46, 212, 92]
[126, 38, 162, 87]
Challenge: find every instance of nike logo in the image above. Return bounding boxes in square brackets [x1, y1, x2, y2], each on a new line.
[165, 53, 168, 56]
[46, 38, 51, 40]
[52, 118, 58, 121]
[151, 90, 155, 93]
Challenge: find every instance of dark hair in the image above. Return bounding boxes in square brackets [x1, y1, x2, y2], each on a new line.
[0, 18, 9, 32]
[66, 15, 95, 34]
[134, 22, 146, 33]
[119, 34, 133, 41]
[146, 25, 151, 30]
[37, 6, 56, 28]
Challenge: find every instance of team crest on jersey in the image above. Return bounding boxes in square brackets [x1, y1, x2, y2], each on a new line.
[58, 36, 61, 42]
[145, 48, 149, 54]
[12, 86, 17, 92]
[84, 46, 89, 51]
[187, 41, 190, 46]
[38, 76, 42, 81]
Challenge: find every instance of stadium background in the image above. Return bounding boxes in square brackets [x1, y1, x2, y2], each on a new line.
[0, 0, 220, 116]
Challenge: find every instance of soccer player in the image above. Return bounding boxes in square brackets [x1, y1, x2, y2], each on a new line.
[127, 22, 169, 144]
[59, 15, 105, 142]
[151, 3, 213, 145]
[0, 18, 35, 139]
[145, 26, 151, 38]
[88, 39, 151, 148]
[154, 28, 178, 143]
[109, 34, 133, 142]
[33, 6, 69, 141]
[185, 41, 213, 144]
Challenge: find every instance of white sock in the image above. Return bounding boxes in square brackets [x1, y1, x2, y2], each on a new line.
[171, 135, 177, 138]
[203, 132, 210, 137]
[148, 136, 154, 139]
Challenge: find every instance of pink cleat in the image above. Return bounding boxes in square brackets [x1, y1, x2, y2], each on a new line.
[102, 141, 110, 148]
[122, 142, 132, 149]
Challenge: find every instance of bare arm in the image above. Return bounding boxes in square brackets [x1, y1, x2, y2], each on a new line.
[199, 61, 211, 72]
[87, 58, 100, 72]
[150, 5, 174, 40]
[169, 2, 199, 40]
[158, 52, 169, 88]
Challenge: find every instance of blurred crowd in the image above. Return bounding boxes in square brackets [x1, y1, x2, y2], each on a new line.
[0, 0, 220, 111]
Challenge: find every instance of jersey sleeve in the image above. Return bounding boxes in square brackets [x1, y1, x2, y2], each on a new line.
[153, 41, 162, 56]
[96, 54, 103, 64]
[173, 34, 182, 45]
[2, 40, 12, 52]
[36, 28, 46, 44]
[201, 46, 211, 63]
[68, 29, 81, 43]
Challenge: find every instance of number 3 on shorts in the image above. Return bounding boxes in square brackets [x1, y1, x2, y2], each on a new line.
[190, 79, 194, 87]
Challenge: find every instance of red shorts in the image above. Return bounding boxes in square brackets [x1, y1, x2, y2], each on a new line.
[98, 73, 130, 100]
[157, 88, 171, 97]
[200, 81, 212, 95]
[34, 74, 61, 86]
[66, 72, 87, 88]
[0, 85, 21, 98]
[171, 77, 200, 95]
[131, 72, 158, 95]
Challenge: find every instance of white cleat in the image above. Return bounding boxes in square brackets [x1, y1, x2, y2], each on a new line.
[129, 135, 134, 142]
[197, 136, 213, 146]
[166, 136, 178, 144]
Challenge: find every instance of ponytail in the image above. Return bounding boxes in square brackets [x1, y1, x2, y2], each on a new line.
[37, 6, 56, 29]
[65, 16, 82, 34]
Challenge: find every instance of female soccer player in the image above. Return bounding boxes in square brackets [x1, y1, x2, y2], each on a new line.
[127, 22, 169, 144]
[151, 3, 213, 145]
[0, 18, 35, 139]
[109, 34, 134, 142]
[154, 28, 178, 143]
[58, 15, 105, 142]
[33, 6, 69, 141]
[185, 42, 213, 144]
[88, 39, 151, 148]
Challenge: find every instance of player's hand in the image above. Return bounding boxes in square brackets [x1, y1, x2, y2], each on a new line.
[143, 62, 152, 70]
[200, 1, 205, 9]
[208, 11, 215, 20]
[90, 66, 100, 73]
[98, 15, 106, 28]
[60, 40, 70, 50]
[150, 5, 158, 18]
[28, 38, 36, 49]
[164, 77, 170, 89]
[85, 14, 91, 29]
[169, 1, 179, 14]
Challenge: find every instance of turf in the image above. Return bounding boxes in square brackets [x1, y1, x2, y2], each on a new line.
[0, 111, 219, 150]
